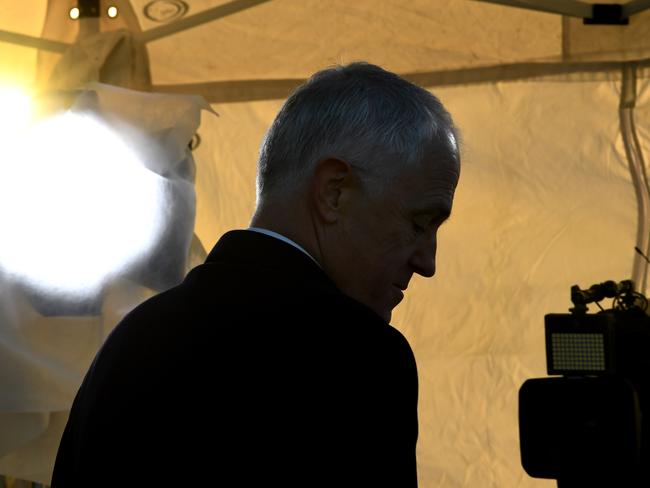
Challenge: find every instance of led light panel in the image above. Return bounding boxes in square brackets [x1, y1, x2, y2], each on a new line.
[551, 332, 606, 371]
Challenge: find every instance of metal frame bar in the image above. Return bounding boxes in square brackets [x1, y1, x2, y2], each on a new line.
[0, 29, 69, 53]
[474, 0, 592, 18]
[113, 0, 144, 33]
[620, 63, 650, 294]
[623, 0, 650, 17]
[137, 0, 273, 44]
[153, 58, 647, 103]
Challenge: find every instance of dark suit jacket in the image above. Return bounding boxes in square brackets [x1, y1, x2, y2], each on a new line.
[51, 230, 419, 487]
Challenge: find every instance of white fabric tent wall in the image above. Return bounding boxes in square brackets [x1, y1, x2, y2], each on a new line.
[0, 1, 649, 486]
[412, 79, 636, 486]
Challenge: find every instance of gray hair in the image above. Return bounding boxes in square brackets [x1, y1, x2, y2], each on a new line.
[256, 62, 459, 199]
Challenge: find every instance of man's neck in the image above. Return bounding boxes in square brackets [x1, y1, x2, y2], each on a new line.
[250, 204, 324, 267]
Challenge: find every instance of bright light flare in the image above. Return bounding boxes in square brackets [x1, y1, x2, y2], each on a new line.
[0, 110, 166, 300]
[69, 7, 80, 19]
[0, 86, 32, 138]
[107, 6, 118, 18]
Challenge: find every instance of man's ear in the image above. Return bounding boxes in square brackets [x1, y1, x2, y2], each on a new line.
[310, 158, 356, 224]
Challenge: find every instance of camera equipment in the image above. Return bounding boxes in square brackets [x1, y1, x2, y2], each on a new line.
[519, 279, 650, 487]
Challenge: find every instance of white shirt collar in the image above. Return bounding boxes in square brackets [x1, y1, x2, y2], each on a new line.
[247, 227, 321, 268]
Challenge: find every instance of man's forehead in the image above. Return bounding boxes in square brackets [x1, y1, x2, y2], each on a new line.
[398, 157, 458, 214]
[423, 129, 460, 163]
[404, 155, 459, 190]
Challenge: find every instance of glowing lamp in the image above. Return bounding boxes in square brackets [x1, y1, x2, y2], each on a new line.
[0, 92, 166, 304]
[0, 86, 32, 136]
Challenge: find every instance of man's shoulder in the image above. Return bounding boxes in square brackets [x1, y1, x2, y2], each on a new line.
[97, 227, 413, 367]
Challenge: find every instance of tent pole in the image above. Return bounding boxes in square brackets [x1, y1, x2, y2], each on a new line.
[473, 0, 591, 18]
[137, 0, 274, 44]
[77, 0, 100, 40]
[619, 62, 650, 294]
[0, 29, 68, 53]
[623, 0, 650, 17]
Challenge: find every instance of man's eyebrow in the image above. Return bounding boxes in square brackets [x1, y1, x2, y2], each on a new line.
[413, 206, 452, 223]
[417, 204, 451, 216]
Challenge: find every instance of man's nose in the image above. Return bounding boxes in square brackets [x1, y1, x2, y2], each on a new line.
[409, 235, 437, 278]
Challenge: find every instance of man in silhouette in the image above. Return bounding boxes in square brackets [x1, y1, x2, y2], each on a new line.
[52, 62, 460, 487]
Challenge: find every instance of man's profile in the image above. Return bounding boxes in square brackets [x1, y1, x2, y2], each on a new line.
[51, 62, 460, 487]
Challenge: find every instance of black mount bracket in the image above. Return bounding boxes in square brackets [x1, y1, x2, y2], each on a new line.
[78, 0, 100, 18]
[584, 4, 629, 25]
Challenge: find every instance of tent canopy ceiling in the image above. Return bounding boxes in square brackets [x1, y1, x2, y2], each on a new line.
[5, 0, 650, 98]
